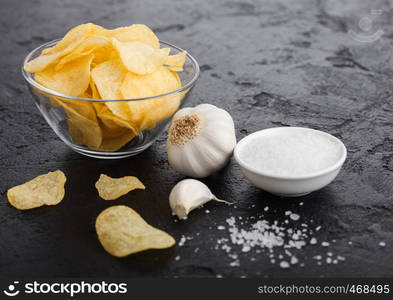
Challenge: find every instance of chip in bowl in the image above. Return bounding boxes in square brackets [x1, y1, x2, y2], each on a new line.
[95, 174, 145, 200]
[24, 23, 187, 152]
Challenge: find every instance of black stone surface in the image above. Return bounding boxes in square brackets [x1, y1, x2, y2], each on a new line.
[0, 0, 392, 278]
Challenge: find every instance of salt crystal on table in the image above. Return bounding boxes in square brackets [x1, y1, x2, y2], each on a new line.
[291, 256, 298, 265]
[280, 261, 290, 269]
[290, 213, 300, 221]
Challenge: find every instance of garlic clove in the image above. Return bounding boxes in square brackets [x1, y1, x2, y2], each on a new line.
[169, 179, 228, 219]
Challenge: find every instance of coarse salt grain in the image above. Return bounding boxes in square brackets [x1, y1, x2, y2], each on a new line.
[379, 241, 386, 247]
[290, 213, 300, 221]
[280, 261, 290, 269]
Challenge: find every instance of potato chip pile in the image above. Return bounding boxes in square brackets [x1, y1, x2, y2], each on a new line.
[24, 23, 187, 151]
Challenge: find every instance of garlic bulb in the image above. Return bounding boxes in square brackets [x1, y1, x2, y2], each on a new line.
[167, 104, 236, 178]
[169, 179, 229, 219]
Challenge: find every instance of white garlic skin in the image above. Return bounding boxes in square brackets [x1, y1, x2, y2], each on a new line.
[169, 179, 217, 219]
[167, 104, 236, 178]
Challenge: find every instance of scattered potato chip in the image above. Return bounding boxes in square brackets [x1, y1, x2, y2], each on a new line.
[112, 39, 169, 75]
[7, 170, 66, 210]
[164, 51, 187, 72]
[52, 97, 103, 148]
[95, 174, 145, 200]
[95, 205, 175, 257]
[35, 54, 94, 97]
[55, 36, 111, 71]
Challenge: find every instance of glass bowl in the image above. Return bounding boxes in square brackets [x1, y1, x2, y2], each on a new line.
[22, 39, 200, 159]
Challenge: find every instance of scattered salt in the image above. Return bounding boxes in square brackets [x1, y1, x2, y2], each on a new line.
[175, 256, 180, 261]
[264, 206, 269, 212]
[280, 261, 290, 269]
[321, 241, 330, 247]
[379, 241, 386, 247]
[290, 213, 300, 221]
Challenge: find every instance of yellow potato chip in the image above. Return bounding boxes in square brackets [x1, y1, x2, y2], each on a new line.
[105, 24, 160, 49]
[98, 133, 136, 152]
[95, 174, 145, 200]
[120, 66, 181, 128]
[56, 99, 103, 149]
[139, 93, 184, 130]
[112, 39, 169, 75]
[41, 23, 104, 55]
[91, 59, 131, 119]
[55, 36, 111, 71]
[95, 205, 175, 257]
[7, 170, 66, 210]
[25, 23, 187, 152]
[35, 54, 94, 96]
[24, 23, 101, 73]
[164, 51, 187, 72]
[96, 105, 137, 136]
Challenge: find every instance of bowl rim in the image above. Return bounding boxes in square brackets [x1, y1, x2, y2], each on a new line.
[234, 126, 347, 180]
[21, 39, 200, 102]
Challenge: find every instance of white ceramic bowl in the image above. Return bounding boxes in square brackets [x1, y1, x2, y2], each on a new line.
[234, 127, 347, 197]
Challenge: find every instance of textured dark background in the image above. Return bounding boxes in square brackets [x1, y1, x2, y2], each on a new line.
[0, 0, 392, 278]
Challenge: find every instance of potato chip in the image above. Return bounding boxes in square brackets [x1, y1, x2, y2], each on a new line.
[95, 205, 175, 257]
[42, 23, 105, 54]
[91, 59, 131, 119]
[98, 132, 136, 152]
[120, 66, 181, 127]
[95, 174, 145, 200]
[7, 170, 66, 210]
[25, 23, 188, 152]
[35, 54, 94, 97]
[112, 39, 169, 75]
[164, 51, 187, 72]
[105, 24, 160, 49]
